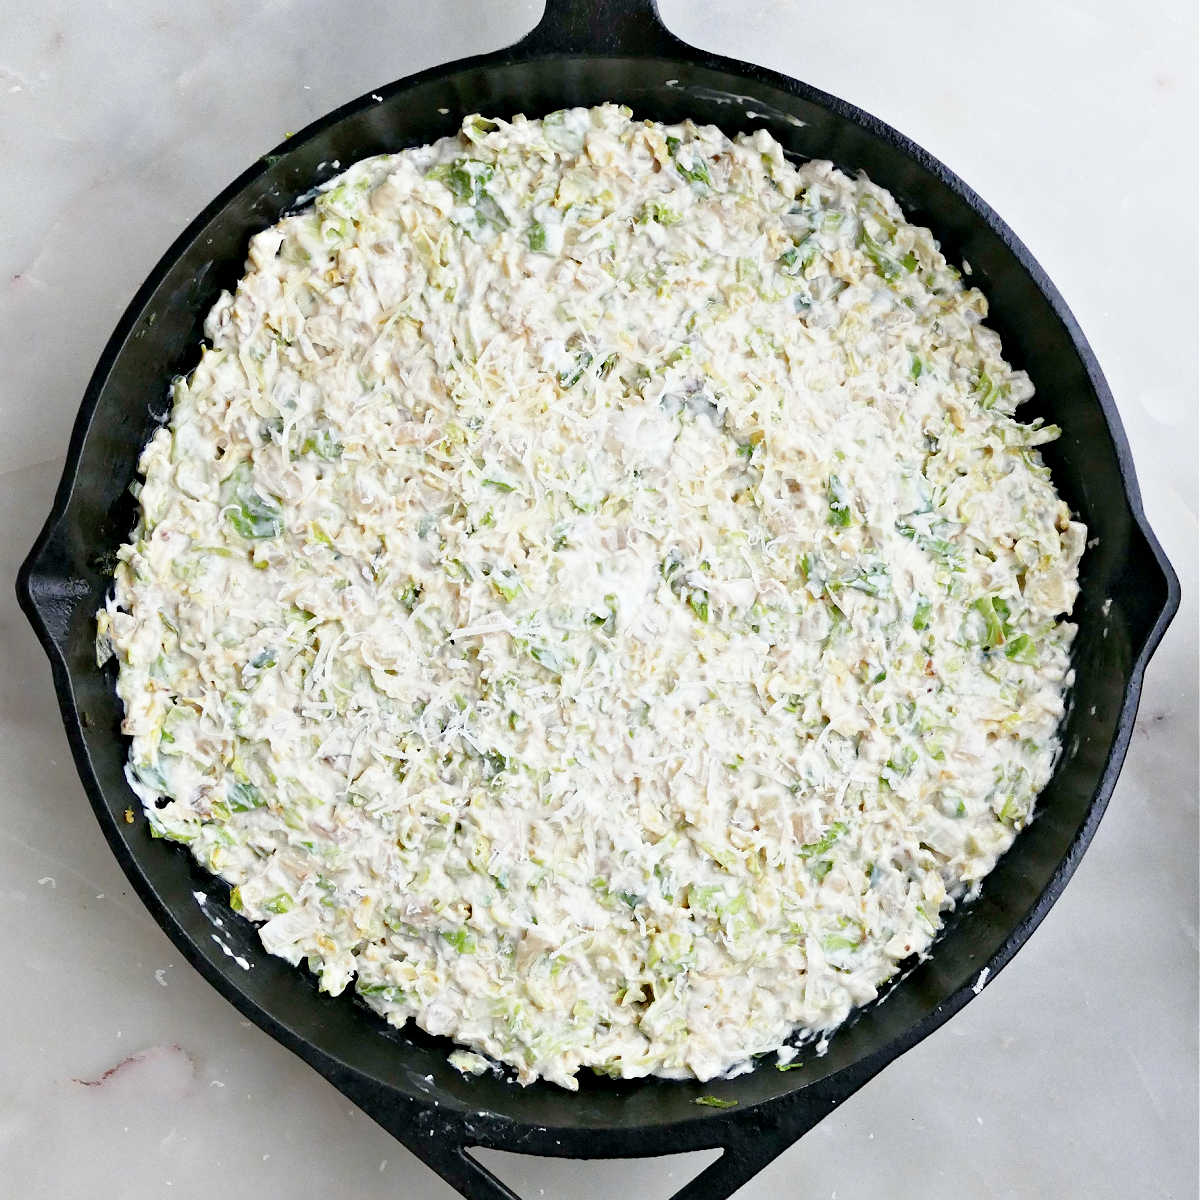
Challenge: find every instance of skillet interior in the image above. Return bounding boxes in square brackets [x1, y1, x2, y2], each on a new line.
[18, 2, 1179, 1194]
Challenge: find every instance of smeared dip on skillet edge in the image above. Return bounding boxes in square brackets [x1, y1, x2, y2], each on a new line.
[97, 105, 1085, 1089]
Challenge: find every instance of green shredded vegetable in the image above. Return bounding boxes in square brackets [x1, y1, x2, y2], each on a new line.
[227, 780, 266, 812]
[223, 461, 283, 540]
[558, 350, 593, 388]
[826, 475, 852, 527]
[800, 822, 847, 859]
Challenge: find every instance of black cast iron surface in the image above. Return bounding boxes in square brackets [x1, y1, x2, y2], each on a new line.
[16, 2, 1180, 1197]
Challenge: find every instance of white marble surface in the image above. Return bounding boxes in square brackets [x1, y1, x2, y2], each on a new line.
[2, 2, 1196, 1197]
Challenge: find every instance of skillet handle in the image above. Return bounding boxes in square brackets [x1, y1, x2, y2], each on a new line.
[335, 1069, 860, 1200]
[518, 0, 690, 56]
[407, 1139, 793, 1200]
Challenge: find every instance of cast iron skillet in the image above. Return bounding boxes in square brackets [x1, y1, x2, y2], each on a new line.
[17, 2, 1180, 1197]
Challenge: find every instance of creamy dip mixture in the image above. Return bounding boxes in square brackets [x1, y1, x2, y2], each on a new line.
[98, 105, 1084, 1088]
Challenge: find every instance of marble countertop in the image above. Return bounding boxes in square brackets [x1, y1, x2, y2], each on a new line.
[2, 2, 1195, 1197]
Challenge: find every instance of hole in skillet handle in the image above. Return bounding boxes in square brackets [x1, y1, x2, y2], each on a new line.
[520, 0, 690, 57]
[329, 1063, 866, 1200]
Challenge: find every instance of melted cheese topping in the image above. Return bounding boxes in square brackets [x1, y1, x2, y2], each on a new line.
[98, 106, 1084, 1088]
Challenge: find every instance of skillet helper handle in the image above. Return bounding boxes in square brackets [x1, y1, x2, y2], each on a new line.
[520, 0, 689, 56]
[17, 514, 87, 665]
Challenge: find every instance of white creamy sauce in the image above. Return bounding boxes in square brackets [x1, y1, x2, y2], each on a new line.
[98, 106, 1084, 1088]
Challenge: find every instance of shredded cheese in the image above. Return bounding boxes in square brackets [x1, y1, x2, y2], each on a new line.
[98, 105, 1084, 1088]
